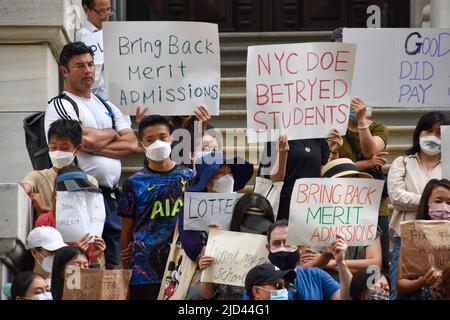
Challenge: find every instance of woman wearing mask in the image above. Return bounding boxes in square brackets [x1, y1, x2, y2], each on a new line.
[51, 246, 90, 300]
[198, 193, 275, 300]
[350, 267, 391, 300]
[11, 272, 52, 300]
[396, 179, 450, 300]
[179, 152, 254, 262]
[387, 111, 449, 299]
[26, 226, 67, 282]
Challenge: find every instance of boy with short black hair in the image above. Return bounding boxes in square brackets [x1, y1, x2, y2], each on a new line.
[119, 115, 195, 300]
[20, 119, 98, 215]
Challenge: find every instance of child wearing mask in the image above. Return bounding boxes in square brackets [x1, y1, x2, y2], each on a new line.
[119, 115, 196, 300]
[397, 179, 450, 300]
[20, 119, 98, 215]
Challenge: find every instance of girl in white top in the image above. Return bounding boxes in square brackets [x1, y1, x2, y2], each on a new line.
[387, 111, 449, 299]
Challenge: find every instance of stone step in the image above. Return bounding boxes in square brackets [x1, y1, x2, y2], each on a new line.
[219, 31, 332, 47]
[221, 77, 246, 94]
[210, 108, 450, 127]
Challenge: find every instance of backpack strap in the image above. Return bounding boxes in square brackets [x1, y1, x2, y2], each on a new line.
[48, 93, 80, 123]
[94, 94, 116, 131]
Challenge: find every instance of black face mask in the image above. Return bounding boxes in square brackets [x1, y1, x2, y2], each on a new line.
[268, 251, 300, 271]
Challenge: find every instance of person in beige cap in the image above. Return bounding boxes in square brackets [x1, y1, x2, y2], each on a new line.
[300, 158, 382, 282]
[26, 226, 67, 280]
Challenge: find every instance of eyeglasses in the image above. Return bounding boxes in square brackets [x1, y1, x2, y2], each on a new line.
[258, 281, 285, 291]
[90, 8, 115, 18]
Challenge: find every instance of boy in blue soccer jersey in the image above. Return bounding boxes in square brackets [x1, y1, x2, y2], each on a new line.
[119, 115, 196, 300]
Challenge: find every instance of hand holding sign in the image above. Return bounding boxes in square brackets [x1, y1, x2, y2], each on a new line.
[331, 234, 348, 265]
[199, 255, 214, 271]
[419, 267, 440, 287]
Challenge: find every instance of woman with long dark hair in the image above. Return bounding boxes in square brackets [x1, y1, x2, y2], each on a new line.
[387, 111, 449, 299]
[51, 246, 89, 300]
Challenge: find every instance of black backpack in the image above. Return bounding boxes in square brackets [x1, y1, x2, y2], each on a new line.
[24, 93, 115, 170]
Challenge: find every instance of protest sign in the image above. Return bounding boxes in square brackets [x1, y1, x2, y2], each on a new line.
[287, 178, 383, 246]
[200, 229, 268, 287]
[103, 21, 220, 116]
[56, 192, 106, 242]
[83, 30, 104, 65]
[442, 126, 450, 180]
[400, 220, 450, 277]
[246, 42, 356, 142]
[343, 28, 450, 108]
[63, 268, 131, 300]
[183, 192, 243, 231]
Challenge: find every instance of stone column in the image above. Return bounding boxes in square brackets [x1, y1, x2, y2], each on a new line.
[0, 0, 83, 184]
[431, 0, 450, 27]
[0, 0, 82, 299]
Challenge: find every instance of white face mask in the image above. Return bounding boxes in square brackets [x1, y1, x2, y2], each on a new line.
[49, 150, 75, 169]
[419, 135, 441, 156]
[212, 174, 234, 193]
[30, 292, 53, 300]
[37, 252, 54, 274]
[145, 140, 171, 162]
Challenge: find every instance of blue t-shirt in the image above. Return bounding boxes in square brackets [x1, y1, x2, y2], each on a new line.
[119, 165, 195, 285]
[294, 266, 340, 300]
[242, 267, 339, 300]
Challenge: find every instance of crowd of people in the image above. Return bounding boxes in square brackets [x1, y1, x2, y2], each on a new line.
[3, 0, 449, 301]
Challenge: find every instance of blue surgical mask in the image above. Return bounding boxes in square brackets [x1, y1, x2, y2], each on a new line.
[270, 288, 289, 300]
[368, 290, 390, 300]
[29, 292, 53, 300]
[419, 135, 441, 156]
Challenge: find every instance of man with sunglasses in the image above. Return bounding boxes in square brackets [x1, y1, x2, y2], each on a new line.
[265, 220, 353, 300]
[75, 0, 115, 99]
[245, 264, 296, 300]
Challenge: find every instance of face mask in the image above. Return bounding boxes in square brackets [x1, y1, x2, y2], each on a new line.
[145, 140, 171, 162]
[349, 107, 357, 122]
[30, 292, 53, 301]
[368, 290, 390, 300]
[419, 135, 441, 156]
[37, 252, 54, 274]
[212, 174, 234, 193]
[270, 288, 289, 300]
[428, 202, 450, 220]
[49, 150, 75, 169]
[268, 250, 300, 271]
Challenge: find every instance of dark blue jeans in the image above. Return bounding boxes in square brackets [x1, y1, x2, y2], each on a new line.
[100, 186, 122, 266]
[389, 236, 401, 300]
[378, 215, 390, 272]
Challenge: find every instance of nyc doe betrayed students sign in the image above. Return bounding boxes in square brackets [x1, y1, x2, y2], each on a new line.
[103, 22, 220, 115]
[246, 42, 356, 142]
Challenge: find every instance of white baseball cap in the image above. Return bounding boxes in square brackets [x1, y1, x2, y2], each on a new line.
[26, 227, 67, 251]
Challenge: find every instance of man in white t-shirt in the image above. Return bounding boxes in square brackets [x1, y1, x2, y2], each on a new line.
[74, 0, 113, 99]
[45, 42, 138, 268]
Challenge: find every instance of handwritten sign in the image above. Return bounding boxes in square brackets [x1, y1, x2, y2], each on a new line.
[246, 42, 356, 142]
[442, 126, 450, 180]
[63, 268, 131, 300]
[82, 30, 104, 65]
[103, 21, 220, 116]
[400, 220, 450, 277]
[287, 178, 383, 246]
[183, 192, 243, 231]
[56, 192, 106, 242]
[343, 28, 450, 108]
[200, 229, 269, 287]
